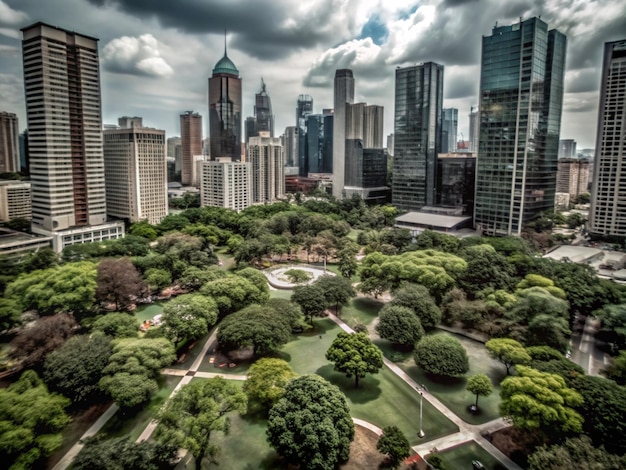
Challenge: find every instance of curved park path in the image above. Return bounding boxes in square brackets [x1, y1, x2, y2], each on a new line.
[53, 308, 521, 470]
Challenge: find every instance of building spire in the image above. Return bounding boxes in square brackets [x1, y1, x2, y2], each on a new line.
[261, 77, 266, 93]
[224, 29, 227, 56]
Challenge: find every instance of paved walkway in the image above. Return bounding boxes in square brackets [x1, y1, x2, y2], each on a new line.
[327, 312, 523, 470]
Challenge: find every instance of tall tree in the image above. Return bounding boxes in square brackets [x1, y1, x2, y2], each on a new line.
[217, 305, 292, 357]
[92, 313, 139, 339]
[0, 370, 70, 469]
[326, 332, 383, 387]
[267, 375, 354, 470]
[500, 366, 583, 435]
[466, 374, 493, 410]
[155, 377, 247, 469]
[375, 304, 425, 348]
[314, 275, 354, 314]
[72, 437, 177, 470]
[376, 426, 411, 469]
[161, 294, 218, 345]
[243, 358, 297, 412]
[201, 275, 269, 318]
[390, 283, 441, 329]
[267, 298, 308, 333]
[414, 334, 469, 377]
[528, 436, 624, 470]
[485, 338, 531, 375]
[9, 313, 76, 368]
[291, 283, 328, 323]
[96, 258, 147, 311]
[43, 333, 113, 404]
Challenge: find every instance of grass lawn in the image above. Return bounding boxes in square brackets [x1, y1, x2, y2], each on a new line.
[340, 296, 384, 329]
[268, 288, 293, 300]
[389, 331, 505, 425]
[134, 301, 166, 324]
[215, 246, 236, 271]
[435, 441, 507, 470]
[277, 319, 458, 445]
[97, 374, 181, 441]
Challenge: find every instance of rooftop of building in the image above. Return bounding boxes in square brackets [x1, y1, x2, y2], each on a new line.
[543, 245, 604, 263]
[212, 53, 239, 76]
[395, 211, 473, 229]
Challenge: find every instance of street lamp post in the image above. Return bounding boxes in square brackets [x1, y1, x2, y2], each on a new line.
[418, 391, 425, 438]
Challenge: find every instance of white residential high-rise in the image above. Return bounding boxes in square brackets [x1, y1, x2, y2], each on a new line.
[248, 132, 285, 203]
[199, 160, 251, 211]
[589, 39, 626, 237]
[0, 180, 31, 221]
[332, 69, 355, 198]
[21, 22, 123, 251]
[104, 117, 168, 225]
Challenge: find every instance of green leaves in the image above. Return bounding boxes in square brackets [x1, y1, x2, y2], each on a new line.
[414, 334, 469, 377]
[326, 332, 383, 387]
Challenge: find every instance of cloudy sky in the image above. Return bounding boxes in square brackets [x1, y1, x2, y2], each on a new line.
[1, 0, 625, 150]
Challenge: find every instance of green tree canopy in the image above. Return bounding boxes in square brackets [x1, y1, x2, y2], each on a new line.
[375, 304, 425, 348]
[466, 374, 493, 409]
[177, 265, 225, 292]
[528, 436, 625, 470]
[201, 274, 269, 318]
[92, 313, 139, 339]
[326, 332, 383, 387]
[0, 370, 70, 470]
[458, 244, 516, 296]
[155, 377, 247, 469]
[243, 358, 297, 412]
[217, 305, 292, 357]
[602, 350, 626, 385]
[267, 298, 308, 333]
[99, 338, 175, 408]
[313, 275, 354, 314]
[5, 261, 97, 315]
[161, 294, 218, 345]
[485, 338, 531, 375]
[376, 425, 411, 469]
[43, 333, 112, 404]
[291, 283, 328, 323]
[414, 334, 469, 377]
[500, 365, 583, 435]
[266, 374, 354, 470]
[72, 436, 178, 470]
[390, 283, 442, 329]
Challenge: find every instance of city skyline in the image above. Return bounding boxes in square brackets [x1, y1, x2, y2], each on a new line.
[0, 0, 624, 149]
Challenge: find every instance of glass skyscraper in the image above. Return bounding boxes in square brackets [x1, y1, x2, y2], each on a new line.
[589, 39, 626, 238]
[474, 17, 566, 236]
[441, 108, 458, 153]
[296, 94, 313, 176]
[392, 62, 444, 212]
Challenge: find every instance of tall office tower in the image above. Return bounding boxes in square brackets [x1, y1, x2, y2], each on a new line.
[363, 105, 384, 148]
[255, 79, 274, 137]
[167, 136, 181, 158]
[556, 158, 590, 198]
[209, 41, 242, 160]
[305, 113, 334, 174]
[436, 154, 476, 216]
[21, 22, 124, 250]
[199, 160, 251, 211]
[392, 62, 444, 211]
[441, 108, 458, 153]
[589, 39, 626, 237]
[0, 112, 19, 173]
[558, 139, 577, 159]
[283, 126, 298, 167]
[180, 111, 202, 186]
[245, 116, 257, 143]
[474, 18, 566, 236]
[19, 130, 29, 174]
[332, 69, 355, 198]
[103, 117, 168, 225]
[248, 132, 285, 203]
[469, 106, 480, 153]
[296, 94, 314, 176]
[386, 134, 394, 157]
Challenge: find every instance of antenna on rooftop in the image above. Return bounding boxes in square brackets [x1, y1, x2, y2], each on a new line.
[224, 29, 227, 56]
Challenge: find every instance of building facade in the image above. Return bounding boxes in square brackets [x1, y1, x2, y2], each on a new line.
[248, 132, 285, 203]
[392, 62, 444, 211]
[474, 17, 566, 236]
[469, 106, 479, 153]
[558, 139, 577, 159]
[332, 69, 355, 198]
[436, 154, 476, 216]
[180, 111, 202, 186]
[282, 126, 298, 168]
[21, 22, 124, 251]
[209, 47, 242, 160]
[441, 108, 458, 153]
[556, 158, 590, 198]
[0, 180, 31, 221]
[296, 94, 314, 176]
[589, 39, 626, 237]
[363, 105, 384, 149]
[199, 160, 251, 211]
[0, 112, 19, 173]
[103, 117, 168, 225]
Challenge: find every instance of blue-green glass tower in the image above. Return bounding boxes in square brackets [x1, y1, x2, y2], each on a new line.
[474, 17, 566, 235]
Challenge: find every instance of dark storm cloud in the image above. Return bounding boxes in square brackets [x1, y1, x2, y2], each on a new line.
[85, 0, 358, 60]
[566, 68, 601, 94]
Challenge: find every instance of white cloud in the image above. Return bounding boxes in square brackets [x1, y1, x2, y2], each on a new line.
[0, 1, 28, 26]
[102, 34, 174, 78]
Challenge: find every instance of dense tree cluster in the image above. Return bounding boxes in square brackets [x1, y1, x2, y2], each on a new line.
[326, 332, 383, 387]
[414, 334, 469, 377]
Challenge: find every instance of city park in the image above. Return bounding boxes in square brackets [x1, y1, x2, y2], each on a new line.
[1, 200, 625, 470]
